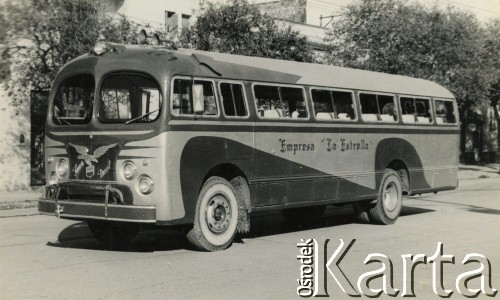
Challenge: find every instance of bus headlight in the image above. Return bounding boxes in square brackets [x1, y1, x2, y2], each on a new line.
[122, 161, 137, 180]
[48, 172, 58, 185]
[57, 159, 68, 177]
[138, 175, 154, 194]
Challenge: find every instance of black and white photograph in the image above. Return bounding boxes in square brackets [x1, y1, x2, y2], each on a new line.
[0, 0, 499, 298]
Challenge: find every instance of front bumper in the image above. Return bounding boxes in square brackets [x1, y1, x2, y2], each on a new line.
[38, 183, 156, 223]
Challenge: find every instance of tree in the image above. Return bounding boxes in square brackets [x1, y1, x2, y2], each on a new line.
[323, 0, 491, 115]
[181, 0, 314, 63]
[0, 0, 139, 114]
[484, 20, 500, 120]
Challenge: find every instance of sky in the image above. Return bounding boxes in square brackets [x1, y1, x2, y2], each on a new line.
[212, 0, 500, 25]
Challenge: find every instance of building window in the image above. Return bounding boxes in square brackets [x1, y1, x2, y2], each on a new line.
[165, 11, 178, 38]
[181, 14, 191, 29]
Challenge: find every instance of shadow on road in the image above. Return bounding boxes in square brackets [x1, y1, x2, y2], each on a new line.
[408, 195, 500, 216]
[46, 204, 434, 252]
[47, 222, 191, 252]
[243, 204, 434, 239]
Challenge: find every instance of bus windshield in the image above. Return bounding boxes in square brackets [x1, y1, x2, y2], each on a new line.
[52, 74, 94, 125]
[98, 73, 162, 124]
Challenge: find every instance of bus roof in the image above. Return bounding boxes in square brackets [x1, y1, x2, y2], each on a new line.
[179, 48, 454, 99]
[65, 44, 454, 99]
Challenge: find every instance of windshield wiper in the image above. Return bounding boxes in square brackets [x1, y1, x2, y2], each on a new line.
[54, 115, 70, 125]
[124, 109, 160, 125]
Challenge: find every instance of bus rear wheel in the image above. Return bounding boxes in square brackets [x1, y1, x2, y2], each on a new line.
[186, 177, 239, 251]
[367, 169, 403, 225]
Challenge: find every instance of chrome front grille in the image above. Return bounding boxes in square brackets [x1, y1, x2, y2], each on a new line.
[46, 182, 133, 205]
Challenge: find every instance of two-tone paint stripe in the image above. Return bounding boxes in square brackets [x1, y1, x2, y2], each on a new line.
[167, 120, 459, 134]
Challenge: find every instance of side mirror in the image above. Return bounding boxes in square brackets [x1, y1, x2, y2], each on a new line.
[193, 84, 204, 113]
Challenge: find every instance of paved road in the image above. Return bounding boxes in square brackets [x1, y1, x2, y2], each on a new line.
[1, 178, 499, 299]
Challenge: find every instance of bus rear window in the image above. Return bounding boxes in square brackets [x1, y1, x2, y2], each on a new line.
[52, 74, 94, 125]
[435, 99, 457, 124]
[99, 74, 162, 124]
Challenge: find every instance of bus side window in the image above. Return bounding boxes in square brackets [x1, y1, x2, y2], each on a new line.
[254, 85, 307, 119]
[400, 97, 432, 124]
[312, 89, 333, 119]
[360, 93, 396, 123]
[360, 93, 379, 122]
[435, 100, 456, 124]
[173, 79, 192, 114]
[400, 97, 417, 123]
[332, 90, 355, 120]
[280, 87, 308, 119]
[312, 89, 355, 121]
[255, 85, 280, 118]
[195, 80, 217, 116]
[172, 79, 218, 116]
[220, 83, 248, 117]
[378, 95, 397, 122]
[415, 98, 432, 123]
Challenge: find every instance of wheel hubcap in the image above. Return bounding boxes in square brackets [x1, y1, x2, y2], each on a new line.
[383, 182, 398, 212]
[205, 194, 232, 234]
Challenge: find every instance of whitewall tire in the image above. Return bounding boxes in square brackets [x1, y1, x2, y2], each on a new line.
[187, 177, 239, 251]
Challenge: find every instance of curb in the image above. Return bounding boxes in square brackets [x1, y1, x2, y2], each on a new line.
[0, 207, 39, 218]
[0, 199, 38, 210]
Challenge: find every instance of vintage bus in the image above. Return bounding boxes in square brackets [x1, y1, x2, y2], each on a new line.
[38, 41, 459, 251]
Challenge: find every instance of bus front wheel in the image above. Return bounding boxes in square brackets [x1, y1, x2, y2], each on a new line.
[187, 177, 239, 251]
[368, 169, 403, 225]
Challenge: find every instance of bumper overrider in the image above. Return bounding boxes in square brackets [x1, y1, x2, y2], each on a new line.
[38, 182, 156, 223]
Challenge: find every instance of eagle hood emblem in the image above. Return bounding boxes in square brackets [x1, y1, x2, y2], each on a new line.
[69, 143, 118, 179]
[69, 143, 118, 165]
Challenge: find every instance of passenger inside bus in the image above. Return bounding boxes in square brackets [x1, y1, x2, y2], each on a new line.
[381, 102, 397, 121]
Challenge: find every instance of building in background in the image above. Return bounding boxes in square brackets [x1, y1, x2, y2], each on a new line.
[103, 0, 199, 39]
[253, 0, 328, 53]
[103, 0, 329, 52]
